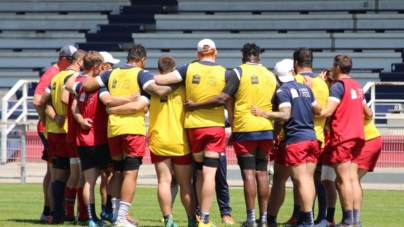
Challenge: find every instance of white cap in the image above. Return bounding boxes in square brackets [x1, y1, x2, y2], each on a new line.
[274, 59, 295, 83]
[197, 39, 216, 52]
[99, 52, 120, 64]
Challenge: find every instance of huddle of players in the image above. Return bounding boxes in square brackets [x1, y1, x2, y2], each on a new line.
[33, 39, 381, 227]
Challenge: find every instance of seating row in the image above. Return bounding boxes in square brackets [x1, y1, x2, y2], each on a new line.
[0, 32, 85, 49]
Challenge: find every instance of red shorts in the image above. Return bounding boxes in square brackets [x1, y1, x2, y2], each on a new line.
[282, 140, 319, 166]
[317, 148, 325, 164]
[233, 139, 272, 155]
[273, 145, 285, 165]
[321, 148, 333, 166]
[47, 133, 68, 162]
[67, 142, 79, 158]
[150, 152, 193, 165]
[357, 137, 382, 172]
[330, 139, 365, 163]
[187, 127, 225, 153]
[108, 135, 146, 157]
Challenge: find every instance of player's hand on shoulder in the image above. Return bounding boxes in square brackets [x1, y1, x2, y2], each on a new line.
[318, 70, 327, 81]
[130, 91, 141, 102]
[55, 115, 66, 128]
[303, 76, 313, 88]
[80, 118, 92, 130]
[184, 100, 195, 111]
[251, 105, 262, 116]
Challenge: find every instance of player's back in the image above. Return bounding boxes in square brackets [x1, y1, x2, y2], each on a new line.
[184, 61, 227, 128]
[233, 63, 277, 133]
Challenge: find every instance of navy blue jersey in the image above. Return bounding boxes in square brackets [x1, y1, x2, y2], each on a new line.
[277, 81, 317, 144]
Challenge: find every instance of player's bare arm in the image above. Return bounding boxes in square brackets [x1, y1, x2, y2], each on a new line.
[184, 92, 231, 112]
[363, 103, 373, 120]
[312, 101, 322, 116]
[251, 105, 291, 122]
[82, 76, 101, 92]
[105, 99, 148, 115]
[72, 96, 91, 130]
[61, 87, 69, 105]
[37, 91, 52, 125]
[316, 100, 339, 118]
[45, 103, 65, 128]
[99, 92, 139, 107]
[65, 73, 79, 94]
[154, 71, 182, 85]
[144, 82, 179, 98]
[226, 97, 235, 128]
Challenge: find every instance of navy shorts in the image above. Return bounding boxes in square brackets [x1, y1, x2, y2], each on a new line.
[38, 132, 49, 162]
[77, 144, 111, 171]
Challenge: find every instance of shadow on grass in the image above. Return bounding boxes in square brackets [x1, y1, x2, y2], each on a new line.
[6, 219, 42, 224]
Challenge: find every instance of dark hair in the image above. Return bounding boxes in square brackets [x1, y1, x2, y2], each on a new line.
[241, 43, 262, 58]
[334, 55, 352, 74]
[323, 68, 334, 83]
[127, 44, 147, 62]
[158, 55, 176, 74]
[71, 49, 86, 64]
[293, 47, 313, 67]
[83, 51, 104, 71]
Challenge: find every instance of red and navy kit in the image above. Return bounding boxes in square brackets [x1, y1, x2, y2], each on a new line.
[277, 81, 317, 144]
[328, 78, 365, 146]
[75, 85, 109, 147]
[65, 74, 86, 144]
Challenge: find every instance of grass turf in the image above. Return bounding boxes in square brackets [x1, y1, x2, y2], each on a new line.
[0, 184, 401, 226]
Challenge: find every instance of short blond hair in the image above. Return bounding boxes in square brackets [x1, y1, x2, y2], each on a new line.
[83, 51, 104, 71]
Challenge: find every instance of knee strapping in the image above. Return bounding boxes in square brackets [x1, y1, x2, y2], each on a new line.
[56, 157, 70, 170]
[237, 156, 255, 170]
[124, 157, 142, 171]
[321, 165, 336, 181]
[112, 160, 124, 172]
[203, 157, 219, 168]
[256, 158, 268, 171]
[195, 162, 203, 171]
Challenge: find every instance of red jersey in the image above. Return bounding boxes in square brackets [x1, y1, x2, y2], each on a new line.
[329, 78, 365, 146]
[35, 65, 61, 133]
[66, 76, 86, 143]
[76, 86, 108, 146]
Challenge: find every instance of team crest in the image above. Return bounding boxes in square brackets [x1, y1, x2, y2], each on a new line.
[51, 81, 56, 90]
[192, 74, 201, 84]
[112, 78, 117, 89]
[251, 75, 259, 84]
[160, 96, 168, 103]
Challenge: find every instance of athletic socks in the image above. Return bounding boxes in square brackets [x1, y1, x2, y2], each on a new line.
[200, 212, 210, 224]
[267, 215, 277, 224]
[77, 187, 89, 221]
[163, 214, 173, 221]
[246, 209, 255, 224]
[42, 206, 50, 216]
[117, 201, 131, 221]
[112, 198, 121, 221]
[353, 209, 360, 225]
[106, 195, 113, 214]
[259, 211, 268, 224]
[301, 211, 314, 226]
[343, 210, 354, 225]
[52, 180, 66, 220]
[293, 204, 301, 220]
[326, 207, 336, 223]
[170, 184, 179, 208]
[101, 204, 106, 212]
[315, 184, 327, 221]
[86, 204, 99, 221]
[65, 187, 77, 220]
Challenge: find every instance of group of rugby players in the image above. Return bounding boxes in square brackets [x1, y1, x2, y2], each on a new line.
[32, 39, 381, 227]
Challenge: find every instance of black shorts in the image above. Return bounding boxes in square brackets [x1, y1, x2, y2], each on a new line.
[38, 132, 49, 162]
[77, 144, 111, 171]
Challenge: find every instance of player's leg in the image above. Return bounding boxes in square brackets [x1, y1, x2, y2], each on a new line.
[172, 153, 197, 226]
[284, 182, 301, 225]
[100, 170, 109, 213]
[46, 133, 58, 221]
[321, 165, 337, 226]
[215, 153, 234, 225]
[108, 136, 124, 223]
[171, 173, 179, 209]
[100, 167, 114, 223]
[116, 135, 144, 226]
[65, 143, 80, 223]
[314, 162, 327, 225]
[39, 132, 51, 222]
[256, 146, 270, 226]
[154, 156, 176, 224]
[77, 163, 89, 224]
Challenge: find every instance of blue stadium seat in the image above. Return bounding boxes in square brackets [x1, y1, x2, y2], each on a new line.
[97, 24, 145, 33]
[391, 63, 404, 72]
[75, 43, 123, 52]
[86, 33, 133, 43]
[379, 72, 404, 82]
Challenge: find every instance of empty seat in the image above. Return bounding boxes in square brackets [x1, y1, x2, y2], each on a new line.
[0, 71, 40, 88]
[0, 32, 85, 49]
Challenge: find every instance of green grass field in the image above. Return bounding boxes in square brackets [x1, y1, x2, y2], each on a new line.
[0, 184, 401, 227]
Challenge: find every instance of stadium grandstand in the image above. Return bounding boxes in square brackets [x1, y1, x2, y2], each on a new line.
[0, 0, 403, 188]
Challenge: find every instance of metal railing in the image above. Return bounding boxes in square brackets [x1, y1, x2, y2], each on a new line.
[363, 81, 404, 124]
[1, 79, 38, 164]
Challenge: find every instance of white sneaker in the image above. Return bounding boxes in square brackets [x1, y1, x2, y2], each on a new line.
[314, 219, 329, 227]
[114, 218, 137, 227]
[39, 213, 50, 223]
